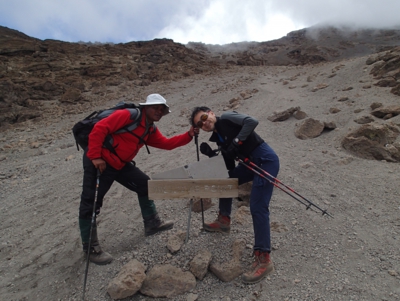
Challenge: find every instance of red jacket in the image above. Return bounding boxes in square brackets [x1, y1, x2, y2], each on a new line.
[87, 108, 193, 170]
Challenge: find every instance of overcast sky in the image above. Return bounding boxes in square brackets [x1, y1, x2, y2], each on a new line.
[1, 0, 400, 45]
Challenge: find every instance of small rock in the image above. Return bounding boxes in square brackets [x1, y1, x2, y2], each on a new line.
[186, 293, 199, 301]
[30, 142, 40, 148]
[342, 87, 353, 91]
[388, 270, 398, 276]
[167, 231, 186, 254]
[189, 249, 212, 280]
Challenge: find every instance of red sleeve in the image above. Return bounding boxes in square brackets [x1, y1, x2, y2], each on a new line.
[87, 110, 133, 160]
[146, 127, 193, 150]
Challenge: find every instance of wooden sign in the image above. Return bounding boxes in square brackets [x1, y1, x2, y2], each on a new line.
[148, 178, 238, 199]
[151, 156, 229, 180]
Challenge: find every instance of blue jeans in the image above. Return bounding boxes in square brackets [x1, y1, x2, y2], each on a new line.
[219, 142, 280, 253]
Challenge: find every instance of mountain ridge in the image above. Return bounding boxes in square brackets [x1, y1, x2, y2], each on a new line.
[0, 24, 399, 129]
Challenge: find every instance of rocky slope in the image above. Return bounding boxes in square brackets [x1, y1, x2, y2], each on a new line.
[1, 25, 400, 130]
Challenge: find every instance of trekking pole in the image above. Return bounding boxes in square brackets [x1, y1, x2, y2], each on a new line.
[194, 134, 205, 229]
[195, 134, 200, 162]
[82, 169, 101, 301]
[240, 158, 333, 217]
[186, 134, 202, 243]
[186, 199, 193, 243]
[237, 158, 333, 218]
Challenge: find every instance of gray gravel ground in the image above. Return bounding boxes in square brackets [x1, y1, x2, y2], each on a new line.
[1, 60, 399, 301]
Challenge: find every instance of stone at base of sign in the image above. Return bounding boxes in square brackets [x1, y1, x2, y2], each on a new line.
[189, 198, 213, 212]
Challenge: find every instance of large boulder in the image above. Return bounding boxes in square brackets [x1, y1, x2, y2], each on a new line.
[107, 259, 146, 300]
[140, 264, 196, 298]
[294, 118, 336, 140]
[209, 239, 245, 282]
[341, 123, 400, 162]
[369, 46, 400, 96]
[267, 106, 301, 122]
[370, 105, 400, 119]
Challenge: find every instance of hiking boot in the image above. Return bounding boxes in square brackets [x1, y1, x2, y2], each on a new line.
[203, 213, 231, 233]
[82, 225, 113, 265]
[83, 243, 113, 265]
[242, 250, 274, 284]
[144, 214, 174, 236]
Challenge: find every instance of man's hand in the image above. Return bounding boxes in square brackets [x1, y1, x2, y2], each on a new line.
[200, 142, 217, 158]
[92, 158, 106, 173]
[226, 140, 240, 159]
[188, 126, 199, 137]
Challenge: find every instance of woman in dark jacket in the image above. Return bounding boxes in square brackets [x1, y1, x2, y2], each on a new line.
[191, 106, 280, 284]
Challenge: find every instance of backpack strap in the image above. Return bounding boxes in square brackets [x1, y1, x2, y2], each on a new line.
[120, 108, 156, 155]
[103, 108, 155, 158]
[114, 108, 142, 134]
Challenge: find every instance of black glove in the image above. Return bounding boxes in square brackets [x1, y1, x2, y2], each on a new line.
[200, 142, 217, 158]
[226, 140, 240, 159]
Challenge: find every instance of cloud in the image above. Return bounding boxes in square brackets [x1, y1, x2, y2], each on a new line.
[160, 0, 400, 44]
[157, 0, 305, 44]
[159, 11, 302, 44]
[1, 0, 188, 42]
[270, 0, 400, 29]
[1, 0, 400, 45]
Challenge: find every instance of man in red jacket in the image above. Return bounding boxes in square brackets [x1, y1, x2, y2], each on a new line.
[79, 94, 198, 265]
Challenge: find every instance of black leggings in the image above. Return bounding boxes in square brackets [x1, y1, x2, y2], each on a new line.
[79, 151, 150, 219]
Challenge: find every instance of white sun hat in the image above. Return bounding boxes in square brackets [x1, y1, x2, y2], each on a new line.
[139, 94, 171, 116]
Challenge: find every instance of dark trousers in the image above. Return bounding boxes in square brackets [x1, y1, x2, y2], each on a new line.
[219, 142, 280, 253]
[79, 150, 156, 220]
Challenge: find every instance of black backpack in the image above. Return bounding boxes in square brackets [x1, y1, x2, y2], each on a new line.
[72, 101, 154, 157]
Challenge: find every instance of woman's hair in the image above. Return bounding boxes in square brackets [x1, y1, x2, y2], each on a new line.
[190, 106, 211, 127]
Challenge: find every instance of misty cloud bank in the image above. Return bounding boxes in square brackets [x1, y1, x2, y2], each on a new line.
[1, 0, 400, 44]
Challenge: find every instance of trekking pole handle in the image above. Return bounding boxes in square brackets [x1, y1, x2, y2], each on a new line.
[194, 134, 200, 162]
